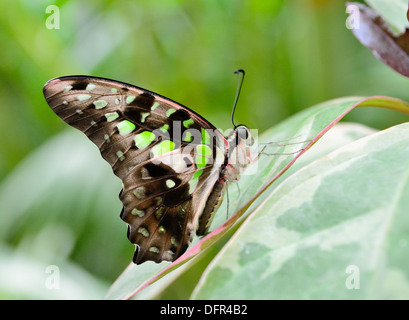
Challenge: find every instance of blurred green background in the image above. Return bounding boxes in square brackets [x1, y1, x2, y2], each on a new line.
[1, 0, 409, 299]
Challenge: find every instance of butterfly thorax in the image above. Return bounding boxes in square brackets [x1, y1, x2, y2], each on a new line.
[196, 125, 254, 235]
[224, 125, 254, 181]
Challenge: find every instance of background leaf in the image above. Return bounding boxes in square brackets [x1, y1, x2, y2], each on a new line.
[191, 121, 409, 299]
[365, 0, 409, 33]
[149, 122, 378, 299]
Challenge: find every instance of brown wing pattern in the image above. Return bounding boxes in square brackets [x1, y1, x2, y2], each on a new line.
[43, 76, 227, 263]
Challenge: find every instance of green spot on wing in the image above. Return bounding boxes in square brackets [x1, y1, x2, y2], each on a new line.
[196, 144, 212, 156]
[131, 208, 145, 217]
[193, 170, 203, 180]
[166, 179, 176, 188]
[116, 151, 125, 161]
[195, 144, 212, 168]
[149, 247, 160, 254]
[117, 120, 136, 135]
[196, 156, 208, 168]
[134, 131, 156, 149]
[189, 170, 202, 192]
[151, 140, 175, 157]
[189, 178, 198, 194]
[151, 102, 160, 111]
[105, 112, 119, 122]
[202, 128, 211, 145]
[183, 131, 193, 142]
[133, 187, 145, 199]
[93, 100, 108, 109]
[171, 237, 179, 246]
[138, 227, 150, 237]
[140, 112, 150, 123]
[183, 118, 194, 128]
[155, 207, 165, 219]
[166, 108, 176, 117]
[160, 124, 169, 133]
[126, 95, 136, 104]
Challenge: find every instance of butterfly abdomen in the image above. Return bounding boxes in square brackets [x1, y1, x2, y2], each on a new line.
[197, 180, 225, 236]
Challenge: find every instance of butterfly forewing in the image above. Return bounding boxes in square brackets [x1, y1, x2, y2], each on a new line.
[43, 76, 228, 264]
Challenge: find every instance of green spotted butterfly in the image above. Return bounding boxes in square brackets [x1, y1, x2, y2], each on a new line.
[43, 73, 254, 264]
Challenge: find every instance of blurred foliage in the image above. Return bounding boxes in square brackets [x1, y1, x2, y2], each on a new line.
[1, 0, 409, 299]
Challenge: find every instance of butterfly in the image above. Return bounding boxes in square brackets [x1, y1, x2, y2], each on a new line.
[43, 71, 255, 264]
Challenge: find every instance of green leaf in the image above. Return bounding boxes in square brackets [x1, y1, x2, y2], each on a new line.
[106, 95, 409, 299]
[0, 244, 108, 299]
[191, 122, 409, 299]
[0, 130, 131, 286]
[365, 0, 409, 34]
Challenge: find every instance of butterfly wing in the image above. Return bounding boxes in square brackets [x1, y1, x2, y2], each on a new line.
[43, 76, 227, 264]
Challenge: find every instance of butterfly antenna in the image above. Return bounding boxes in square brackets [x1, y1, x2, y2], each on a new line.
[231, 69, 245, 128]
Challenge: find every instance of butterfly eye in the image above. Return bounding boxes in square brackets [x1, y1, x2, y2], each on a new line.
[235, 125, 254, 146]
[236, 125, 249, 140]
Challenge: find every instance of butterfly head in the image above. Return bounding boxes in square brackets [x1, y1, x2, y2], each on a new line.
[224, 125, 255, 181]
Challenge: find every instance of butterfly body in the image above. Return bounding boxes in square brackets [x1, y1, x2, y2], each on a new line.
[43, 76, 254, 264]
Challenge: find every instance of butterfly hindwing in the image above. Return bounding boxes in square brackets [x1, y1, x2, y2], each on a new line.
[43, 76, 227, 264]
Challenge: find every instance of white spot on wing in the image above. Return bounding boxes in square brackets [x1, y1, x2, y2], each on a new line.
[77, 94, 91, 101]
[63, 85, 72, 93]
[86, 83, 96, 91]
[126, 95, 136, 104]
